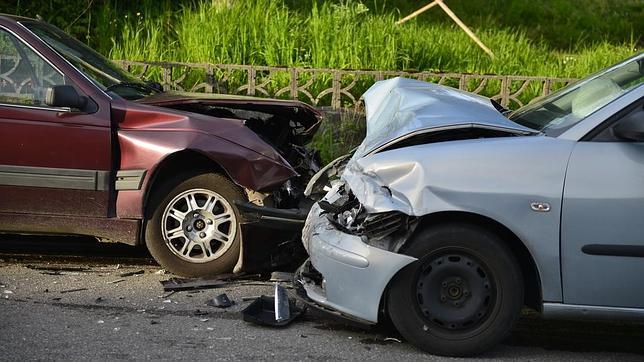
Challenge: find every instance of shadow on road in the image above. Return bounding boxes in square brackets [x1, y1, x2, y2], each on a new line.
[0, 234, 153, 265]
[506, 313, 644, 355]
[1, 234, 643, 355]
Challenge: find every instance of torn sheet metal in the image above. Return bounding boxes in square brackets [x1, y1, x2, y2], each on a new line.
[160, 273, 261, 292]
[342, 134, 575, 218]
[354, 77, 536, 159]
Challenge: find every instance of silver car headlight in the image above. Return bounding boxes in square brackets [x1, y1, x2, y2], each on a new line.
[318, 185, 417, 250]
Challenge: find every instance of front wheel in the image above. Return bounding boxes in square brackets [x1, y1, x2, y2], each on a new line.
[386, 223, 523, 357]
[144, 173, 244, 277]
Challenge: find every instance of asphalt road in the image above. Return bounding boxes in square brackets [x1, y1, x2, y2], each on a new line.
[1, 235, 643, 361]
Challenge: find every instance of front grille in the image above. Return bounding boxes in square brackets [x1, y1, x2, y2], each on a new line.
[360, 211, 405, 240]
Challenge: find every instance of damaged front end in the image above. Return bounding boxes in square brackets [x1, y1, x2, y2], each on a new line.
[296, 77, 541, 323]
[318, 184, 418, 253]
[295, 181, 420, 324]
[142, 94, 325, 272]
[295, 184, 418, 323]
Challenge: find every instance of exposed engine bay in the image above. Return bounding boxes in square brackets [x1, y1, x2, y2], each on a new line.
[160, 100, 324, 272]
[163, 101, 323, 210]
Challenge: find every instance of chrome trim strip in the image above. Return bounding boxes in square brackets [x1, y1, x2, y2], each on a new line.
[542, 303, 644, 321]
[259, 215, 305, 224]
[115, 169, 146, 190]
[0, 102, 70, 112]
[0, 165, 109, 191]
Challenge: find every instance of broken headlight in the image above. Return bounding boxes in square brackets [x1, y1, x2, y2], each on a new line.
[318, 185, 416, 245]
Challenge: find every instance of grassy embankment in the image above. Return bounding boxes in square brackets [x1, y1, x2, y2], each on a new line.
[94, 0, 640, 161]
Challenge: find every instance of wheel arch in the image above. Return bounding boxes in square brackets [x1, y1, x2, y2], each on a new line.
[141, 149, 233, 222]
[395, 211, 542, 312]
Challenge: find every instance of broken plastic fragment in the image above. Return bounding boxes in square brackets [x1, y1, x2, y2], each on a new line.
[384, 337, 402, 343]
[206, 293, 233, 308]
[269, 272, 294, 282]
[60, 288, 87, 294]
[274, 284, 290, 322]
[119, 269, 145, 277]
[241, 294, 304, 327]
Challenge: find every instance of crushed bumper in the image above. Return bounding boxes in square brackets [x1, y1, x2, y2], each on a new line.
[235, 201, 308, 230]
[234, 201, 310, 273]
[297, 203, 416, 323]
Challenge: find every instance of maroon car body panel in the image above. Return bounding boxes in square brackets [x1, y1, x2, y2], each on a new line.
[0, 14, 321, 260]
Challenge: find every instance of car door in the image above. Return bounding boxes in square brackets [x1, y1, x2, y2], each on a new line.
[561, 98, 644, 308]
[0, 26, 111, 218]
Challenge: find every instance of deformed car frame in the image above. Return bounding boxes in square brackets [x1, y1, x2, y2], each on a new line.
[297, 54, 644, 356]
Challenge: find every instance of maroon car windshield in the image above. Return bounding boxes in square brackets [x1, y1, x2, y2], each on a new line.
[21, 20, 158, 100]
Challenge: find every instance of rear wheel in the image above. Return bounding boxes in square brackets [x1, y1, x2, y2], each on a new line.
[144, 172, 244, 277]
[386, 223, 523, 356]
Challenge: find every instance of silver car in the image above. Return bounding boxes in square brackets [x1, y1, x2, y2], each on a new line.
[296, 53, 644, 356]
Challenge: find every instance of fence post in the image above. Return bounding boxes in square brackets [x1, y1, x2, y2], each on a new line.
[331, 70, 341, 109]
[290, 67, 298, 99]
[205, 64, 214, 93]
[542, 78, 552, 97]
[162, 66, 172, 90]
[248, 66, 256, 96]
[500, 76, 510, 107]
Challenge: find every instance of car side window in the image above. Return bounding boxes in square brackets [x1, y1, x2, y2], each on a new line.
[591, 98, 644, 142]
[0, 28, 65, 107]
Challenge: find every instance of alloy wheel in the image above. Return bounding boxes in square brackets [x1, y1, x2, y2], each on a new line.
[161, 188, 237, 263]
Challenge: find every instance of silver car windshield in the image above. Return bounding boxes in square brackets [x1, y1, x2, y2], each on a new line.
[510, 55, 644, 136]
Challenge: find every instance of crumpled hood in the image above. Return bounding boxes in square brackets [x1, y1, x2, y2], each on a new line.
[353, 77, 536, 158]
[113, 98, 287, 164]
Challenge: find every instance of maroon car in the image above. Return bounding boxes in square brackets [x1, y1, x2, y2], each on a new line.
[0, 15, 323, 276]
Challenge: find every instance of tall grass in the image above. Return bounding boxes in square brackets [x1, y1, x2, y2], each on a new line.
[107, 0, 639, 78]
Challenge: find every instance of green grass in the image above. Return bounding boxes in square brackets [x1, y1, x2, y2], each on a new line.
[2, 0, 640, 78]
[310, 110, 366, 163]
[102, 0, 640, 79]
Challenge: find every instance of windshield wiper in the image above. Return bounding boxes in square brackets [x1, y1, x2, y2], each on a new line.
[105, 81, 162, 94]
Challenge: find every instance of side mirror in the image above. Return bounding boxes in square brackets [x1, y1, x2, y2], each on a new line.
[614, 107, 644, 142]
[45, 85, 88, 110]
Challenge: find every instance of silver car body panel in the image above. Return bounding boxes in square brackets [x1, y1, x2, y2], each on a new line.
[301, 202, 416, 323]
[342, 135, 575, 303]
[301, 61, 644, 325]
[542, 303, 644, 321]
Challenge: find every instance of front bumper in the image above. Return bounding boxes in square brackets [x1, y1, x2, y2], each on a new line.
[296, 203, 416, 323]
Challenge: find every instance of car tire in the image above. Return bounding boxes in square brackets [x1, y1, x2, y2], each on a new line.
[144, 172, 245, 277]
[386, 223, 523, 357]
